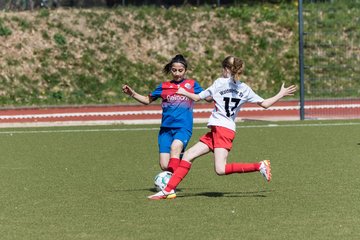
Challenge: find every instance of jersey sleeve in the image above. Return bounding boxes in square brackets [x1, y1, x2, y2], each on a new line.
[149, 83, 163, 100]
[246, 87, 264, 103]
[198, 80, 218, 99]
[193, 81, 203, 94]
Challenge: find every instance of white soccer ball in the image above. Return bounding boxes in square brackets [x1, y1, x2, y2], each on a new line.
[154, 171, 172, 191]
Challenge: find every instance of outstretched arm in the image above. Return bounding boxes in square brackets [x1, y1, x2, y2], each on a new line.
[122, 85, 153, 105]
[177, 87, 202, 102]
[258, 83, 297, 109]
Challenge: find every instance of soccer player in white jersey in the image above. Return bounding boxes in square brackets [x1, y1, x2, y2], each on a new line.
[148, 56, 297, 200]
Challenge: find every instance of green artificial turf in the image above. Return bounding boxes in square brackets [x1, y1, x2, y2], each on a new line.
[0, 120, 359, 240]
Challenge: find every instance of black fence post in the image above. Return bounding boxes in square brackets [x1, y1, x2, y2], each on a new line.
[298, 0, 305, 120]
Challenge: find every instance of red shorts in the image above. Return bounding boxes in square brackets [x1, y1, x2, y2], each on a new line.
[199, 126, 236, 151]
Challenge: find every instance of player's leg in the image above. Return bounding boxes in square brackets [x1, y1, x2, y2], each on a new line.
[213, 147, 264, 175]
[182, 141, 212, 162]
[158, 128, 172, 171]
[211, 126, 263, 176]
[213, 148, 229, 175]
[180, 128, 214, 163]
[158, 127, 200, 172]
[211, 126, 234, 175]
[167, 128, 190, 172]
[159, 153, 170, 171]
[165, 141, 211, 191]
[224, 161, 261, 175]
[167, 139, 183, 173]
[214, 153, 270, 180]
[148, 141, 211, 200]
[170, 139, 184, 158]
[163, 131, 213, 193]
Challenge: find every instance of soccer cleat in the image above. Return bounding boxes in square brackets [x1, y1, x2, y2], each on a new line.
[147, 189, 176, 200]
[259, 160, 271, 182]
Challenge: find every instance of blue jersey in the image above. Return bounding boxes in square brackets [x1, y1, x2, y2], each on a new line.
[150, 79, 203, 131]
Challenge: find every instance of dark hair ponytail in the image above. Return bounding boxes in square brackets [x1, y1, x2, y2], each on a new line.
[163, 54, 188, 74]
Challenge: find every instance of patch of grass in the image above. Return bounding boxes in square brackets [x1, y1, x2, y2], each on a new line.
[81, 49, 97, 70]
[216, 6, 252, 22]
[79, 10, 111, 29]
[6, 58, 21, 66]
[116, 21, 130, 32]
[36, 48, 52, 68]
[257, 36, 269, 50]
[37, 8, 50, 18]
[73, 74, 104, 98]
[211, 23, 229, 39]
[0, 19, 12, 36]
[15, 43, 22, 50]
[55, 21, 82, 38]
[11, 16, 32, 31]
[55, 47, 74, 61]
[42, 72, 62, 88]
[53, 33, 66, 46]
[41, 30, 50, 40]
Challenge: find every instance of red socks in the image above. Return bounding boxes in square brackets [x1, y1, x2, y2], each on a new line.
[167, 158, 180, 173]
[164, 161, 259, 191]
[225, 162, 261, 175]
[165, 160, 192, 192]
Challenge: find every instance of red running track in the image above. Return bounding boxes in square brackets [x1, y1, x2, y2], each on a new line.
[0, 99, 359, 128]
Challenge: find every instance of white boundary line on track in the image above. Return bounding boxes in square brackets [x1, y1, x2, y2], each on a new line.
[1, 104, 360, 120]
[0, 121, 359, 135]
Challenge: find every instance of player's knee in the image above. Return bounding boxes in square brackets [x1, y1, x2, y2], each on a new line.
[170, 144, 182, 155]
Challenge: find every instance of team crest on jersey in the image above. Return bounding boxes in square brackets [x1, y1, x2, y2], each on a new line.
[184, 83, 192, 89]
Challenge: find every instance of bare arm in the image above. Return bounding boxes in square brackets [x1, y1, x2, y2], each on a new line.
[204, 96, 213, 102]
[258, 83, 297, 109]
[176, 87, 202, 102]
[122, 85, 153, 105]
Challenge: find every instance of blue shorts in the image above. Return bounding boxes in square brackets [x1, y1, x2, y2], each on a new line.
[158, 127, 192, 154]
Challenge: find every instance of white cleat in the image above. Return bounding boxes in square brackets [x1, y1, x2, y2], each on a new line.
[147, 189, 176, 200]
[259, 160, 272, 182]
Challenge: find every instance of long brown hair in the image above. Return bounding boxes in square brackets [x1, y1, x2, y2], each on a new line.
[222, 56, 245, 80]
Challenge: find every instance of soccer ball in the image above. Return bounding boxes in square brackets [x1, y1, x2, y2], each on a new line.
[154, 171, 172, 191]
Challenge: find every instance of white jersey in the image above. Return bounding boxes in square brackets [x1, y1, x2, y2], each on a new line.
[198, 77, 264, 131]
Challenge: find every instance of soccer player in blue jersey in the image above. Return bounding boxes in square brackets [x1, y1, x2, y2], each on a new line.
[122, 54, 205, 174]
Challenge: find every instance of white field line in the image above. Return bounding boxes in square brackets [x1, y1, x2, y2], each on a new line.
[0, 122, 359, 135]
[0, 104, 360, 120]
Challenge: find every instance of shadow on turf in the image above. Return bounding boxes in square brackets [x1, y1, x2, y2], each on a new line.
[146, 188, 270, 198]
[114, 188, 270, 198]
[178, 190, 270, 198]
[112, 188, 184, 193]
